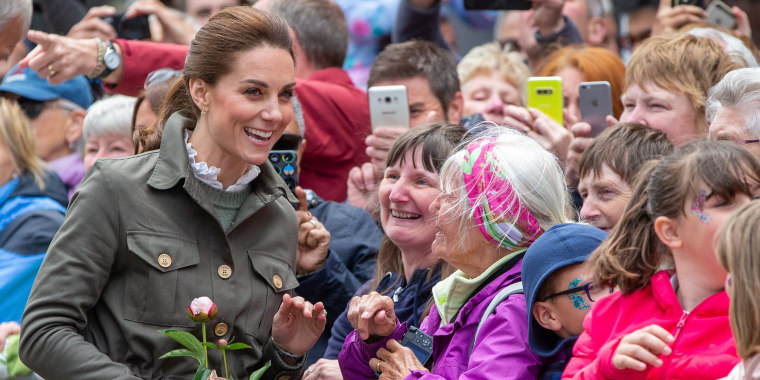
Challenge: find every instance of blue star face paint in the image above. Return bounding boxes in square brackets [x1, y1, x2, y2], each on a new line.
[567, 278, 590, 311]
[691, 190, 711, 225]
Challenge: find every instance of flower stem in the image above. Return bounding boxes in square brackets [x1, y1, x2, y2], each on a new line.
[222, 348, 229, 380]
[202, 322, 208, 368]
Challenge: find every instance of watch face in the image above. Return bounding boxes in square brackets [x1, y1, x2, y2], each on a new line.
[104, 51, 120, 69]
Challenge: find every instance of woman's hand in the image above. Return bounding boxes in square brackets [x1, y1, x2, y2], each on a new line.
[504, 105, 572, 168]
[294, 186, 330, 275]
[20, 31, 105, 85]
[564, 122, 596, 188]
[346, 162, 381, 220]
[365, 126, 409, 170]
[652, 0, 706, 36]
[346, 292, 397, 341]
[0, 321, 20, 350]
[612, 324, 674, 371]
[125, 0, 196, 45]
[67, 6, 118, 40]
[303, 358, 343, 380]
[271, 294, 326, 356]
[369, 339, 428, 380]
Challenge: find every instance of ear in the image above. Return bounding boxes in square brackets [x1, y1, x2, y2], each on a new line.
[64, 109, 85, 146]
[447, 91, 464, 124]
[654, 215, 683, 249]
[188, 77, 210, 112]
[586, 17, 607, 46]
[532, 301, 563, 332]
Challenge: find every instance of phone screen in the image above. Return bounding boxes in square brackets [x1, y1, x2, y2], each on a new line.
[464, 0, 532, 10]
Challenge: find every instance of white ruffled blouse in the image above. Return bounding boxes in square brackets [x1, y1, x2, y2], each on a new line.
[184, 131, 260, 192]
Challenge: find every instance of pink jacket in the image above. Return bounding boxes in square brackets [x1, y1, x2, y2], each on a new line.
[562, 270, 739, 380]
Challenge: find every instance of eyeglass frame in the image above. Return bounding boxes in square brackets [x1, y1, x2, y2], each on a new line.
[539, 281, 612, 303]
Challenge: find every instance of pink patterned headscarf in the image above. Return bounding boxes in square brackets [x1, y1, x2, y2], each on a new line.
[461, 138, 543, 249]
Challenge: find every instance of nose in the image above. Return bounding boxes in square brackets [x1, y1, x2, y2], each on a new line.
[429, 193, 442, 215]
[621, 105, 647, 126]
[579, 197, 599, 223]
[388, 180, 410, 204]
[484, 94, 504, 116]
[261, 97, 283, 124]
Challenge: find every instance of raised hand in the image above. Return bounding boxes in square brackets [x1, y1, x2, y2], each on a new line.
[294, 186, 330, 275]
[20, 31, 102, 85]
[653, 0, 706, 36]
[346, 292, 397, 341]
[67, 6, 118, 40]
[271, 294, 326, 356]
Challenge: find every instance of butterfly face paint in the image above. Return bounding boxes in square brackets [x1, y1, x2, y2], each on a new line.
[567, 278, 590, 311]
[691, 190, 710, 225]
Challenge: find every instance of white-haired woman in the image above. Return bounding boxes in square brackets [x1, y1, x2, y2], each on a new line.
[339, 128, 572, 380]
[707, 67, 760, 160]
[82, 95, 137, 172]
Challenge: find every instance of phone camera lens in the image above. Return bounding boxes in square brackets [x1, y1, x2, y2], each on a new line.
[384, 96, 391, 103]
[268, 153, 280, 163]
[282, 153, 295, 163]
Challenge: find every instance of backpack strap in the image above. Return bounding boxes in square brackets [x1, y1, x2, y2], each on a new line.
[469, 281, 524, 355]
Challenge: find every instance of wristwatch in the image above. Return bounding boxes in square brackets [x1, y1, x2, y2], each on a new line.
[100, 41, 121, 79]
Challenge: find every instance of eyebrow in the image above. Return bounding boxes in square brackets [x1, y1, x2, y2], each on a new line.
[240, 79, 296, 90]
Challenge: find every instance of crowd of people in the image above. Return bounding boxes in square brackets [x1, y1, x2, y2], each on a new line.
[0, 0, 759, 379]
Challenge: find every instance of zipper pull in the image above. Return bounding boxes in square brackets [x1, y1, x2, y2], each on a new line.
[672, 312, 689, 342]
[393, 286, 403, 302]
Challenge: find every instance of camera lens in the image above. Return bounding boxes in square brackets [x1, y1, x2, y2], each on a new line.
[268, 153, 280, 163]
[385, 97, 391, 103]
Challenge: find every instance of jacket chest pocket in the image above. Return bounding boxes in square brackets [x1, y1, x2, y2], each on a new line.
[124, 232, 200, 327]
[245, 250, 299, 342]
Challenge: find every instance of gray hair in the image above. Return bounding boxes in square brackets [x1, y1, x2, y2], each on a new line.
[268, 0, 348, 70]
[457, 42, 530, 106]
[292, 96, 305, 136]
[706, 67, 760, 139]
[687, 27, 758, 68]
[438, 126, 572, 252]
[0, 0, 32, 36]
[83, 95, 137, 141]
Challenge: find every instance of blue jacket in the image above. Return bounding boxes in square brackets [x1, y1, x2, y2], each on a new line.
[295, 190, 383, 363]
[323, 264, 442, 359]
[0, 170, 67, 323]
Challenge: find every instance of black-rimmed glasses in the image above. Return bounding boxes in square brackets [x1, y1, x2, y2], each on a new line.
[540, 282, 612, 303]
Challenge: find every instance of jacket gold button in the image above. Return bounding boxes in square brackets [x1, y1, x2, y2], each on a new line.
[273, 274, 283, 289]
[214, 322, 228, 336]
[157, 253, 171, 268]
[218, 265, 232, 279]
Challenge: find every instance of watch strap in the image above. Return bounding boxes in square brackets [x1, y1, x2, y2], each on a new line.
[87, 38, 107, 79]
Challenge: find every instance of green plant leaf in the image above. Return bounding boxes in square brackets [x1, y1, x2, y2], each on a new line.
[202, 342, 219, 349]
[159, 349, 199, 362]
[227, 342, 252, 351]
[193, 365, 214, 380]
[249, 361, 271, 380]
[159, 329, 204, 358]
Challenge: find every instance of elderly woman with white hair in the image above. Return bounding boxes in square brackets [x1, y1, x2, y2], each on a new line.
[707, 67, 760, 159]
[339, 128, 572, 380]
[82, 95, 137, 172]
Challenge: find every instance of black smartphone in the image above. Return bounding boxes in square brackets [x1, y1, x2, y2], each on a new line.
[268, 150, 298, 194]
[671, 0, 705, 8]
[102, 13, 151, 40]
[464, 0, 532, 10]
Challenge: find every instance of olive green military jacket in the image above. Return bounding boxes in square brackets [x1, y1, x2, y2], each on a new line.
[20, 113, 303, 379]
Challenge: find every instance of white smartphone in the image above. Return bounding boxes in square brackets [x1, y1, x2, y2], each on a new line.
[706, 0, 736, 30]
[579, 81, 613, 137]
[368, 85, 410, 129]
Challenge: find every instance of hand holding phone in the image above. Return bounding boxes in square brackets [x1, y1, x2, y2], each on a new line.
[705, 0, 736, 30]
[368, 85, 410, 129]
[102, 13, 151, 40]
[527, 76, 563, 126]
[269, 150, 298, 195]
[579, 81, 613, 137]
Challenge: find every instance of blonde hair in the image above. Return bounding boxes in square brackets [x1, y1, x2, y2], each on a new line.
[457, 43, 530, 106]
[0, 98, 46, 188]
[625, 33, 742, 135]
[716, 201, 760, 360]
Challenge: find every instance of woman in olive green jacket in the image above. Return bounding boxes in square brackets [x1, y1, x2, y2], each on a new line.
[19, 7, 325, 380]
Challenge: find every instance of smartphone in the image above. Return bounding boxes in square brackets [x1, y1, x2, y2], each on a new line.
[464, 0, 532, 10]
[527, 76, 563, 126]
[374, 326, 433, 378]
[671, 0, 704, 7]
[579, 81, 613, 137]
[706, 0, 736, 30]
[102, 13, 151, 40]
[368, 85, 410, 129]
[268, 150, 298, 194]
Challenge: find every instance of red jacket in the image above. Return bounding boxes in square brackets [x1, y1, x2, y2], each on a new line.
[562, 270, 739, 380]
[110, 41, 370, 201]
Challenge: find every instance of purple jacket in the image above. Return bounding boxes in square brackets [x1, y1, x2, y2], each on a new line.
[339, 258, 543, 380]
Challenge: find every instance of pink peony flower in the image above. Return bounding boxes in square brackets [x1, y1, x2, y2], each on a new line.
[217, 339, 228, 349]
[188, 296, 218, 322]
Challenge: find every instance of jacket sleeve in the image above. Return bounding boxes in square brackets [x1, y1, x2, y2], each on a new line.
[408, 296, 542, 380]
[392, 0, 449, 50]
[108, 39, 188, 96]
[19, 164, 139, 379]
[338, 321, 408, 379]
[0, 209, 64, 255]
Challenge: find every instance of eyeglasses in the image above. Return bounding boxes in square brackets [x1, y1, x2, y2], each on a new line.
[540, 281, 612, 303]
[16, 97, 47, 119]
[144, 68, 182, 89]
[272, 133, 302, 151]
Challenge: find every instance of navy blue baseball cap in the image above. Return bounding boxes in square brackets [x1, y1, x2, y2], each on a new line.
[522, 223, 608, 357]
[0, 64, 93, 109]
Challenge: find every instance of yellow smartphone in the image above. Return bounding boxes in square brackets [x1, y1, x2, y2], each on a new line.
[527, 76, 563, 126]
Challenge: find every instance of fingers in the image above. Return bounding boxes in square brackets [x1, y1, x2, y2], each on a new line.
[295, 186, 309, 213]
[385, 339, 403, 352]
[84, 5, 116, 19]
[376, 347, 392, 361]
[348, 292, 395, 340]
[569, 122, 591, 138]
[606, 115, 619, 127]
[639, 324, 675, 345]
[614, 325, 674, 370]
[733, 6, 752, 38]
[304, 225, 330, 249]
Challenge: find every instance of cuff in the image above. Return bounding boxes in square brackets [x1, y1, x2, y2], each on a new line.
[598, 336, 626, 378]
[262, 338, 305, 380]
[359, 321, 407, 359]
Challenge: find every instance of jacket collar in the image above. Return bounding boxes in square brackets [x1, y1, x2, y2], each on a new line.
[650, 270, 729, 317]
[304, 67, 354, 86]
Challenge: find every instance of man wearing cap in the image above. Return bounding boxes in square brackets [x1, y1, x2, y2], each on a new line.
[0, 65, 93, 198]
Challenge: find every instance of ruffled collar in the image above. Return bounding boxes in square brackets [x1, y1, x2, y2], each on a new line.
[184, 130, 260, 191]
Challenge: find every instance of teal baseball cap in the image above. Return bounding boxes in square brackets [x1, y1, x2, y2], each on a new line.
[0, 64, 94, 109]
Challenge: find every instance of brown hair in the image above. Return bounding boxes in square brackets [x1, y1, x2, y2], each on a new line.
[0, 99, 46, 188]
[158, 6, 293, 127]
[716, 201, 760, 360]
[132, 78, 177, 154]
[538, 45, 626, 118]
[625, 34, 741, 135]
[579, 122, 674, 185]
[588, 140, 760, 293]
[368, 41, 460, 120]
[368, 122, 466, 294]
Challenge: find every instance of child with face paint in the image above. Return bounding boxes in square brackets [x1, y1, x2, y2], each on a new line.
[522, 223, 610, 380]
[562, 140, 760, 380]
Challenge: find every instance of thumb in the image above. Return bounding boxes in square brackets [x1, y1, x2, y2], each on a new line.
[659, 0, 672, 10]
[295, 186, 309, 212]
[85, 5, 116, 19]
[27, 30, 57, 50]
[605, 115, 619, 127]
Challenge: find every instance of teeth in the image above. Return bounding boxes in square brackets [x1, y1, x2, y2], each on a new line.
[244, 128, 273, 139]
[391, 210, 420, 219]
